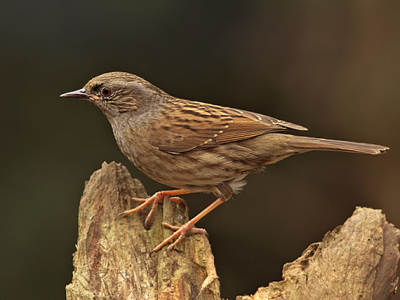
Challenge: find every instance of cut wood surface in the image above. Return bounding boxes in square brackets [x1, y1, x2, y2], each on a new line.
[66, 162, 399, 300]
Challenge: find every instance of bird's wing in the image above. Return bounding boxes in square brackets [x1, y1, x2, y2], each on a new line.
[149, 99, 307, 153]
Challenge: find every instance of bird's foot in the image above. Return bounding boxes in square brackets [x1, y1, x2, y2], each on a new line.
[116, 190, 194, 228]
[151, 221, 208, 253]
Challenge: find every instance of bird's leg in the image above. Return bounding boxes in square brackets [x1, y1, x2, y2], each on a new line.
[117, 189, 197, 220]
[152, 197, 227, 253]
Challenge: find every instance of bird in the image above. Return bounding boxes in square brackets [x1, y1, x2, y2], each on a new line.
[60, 71, 389, 252]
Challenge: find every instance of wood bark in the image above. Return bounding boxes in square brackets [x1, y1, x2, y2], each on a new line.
[65, 162, 220, 300]
[238, 207, 400, 300]
[66, 162, 399, 300]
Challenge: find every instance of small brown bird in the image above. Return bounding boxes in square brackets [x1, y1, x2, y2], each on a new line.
[61, 72, 388, 252]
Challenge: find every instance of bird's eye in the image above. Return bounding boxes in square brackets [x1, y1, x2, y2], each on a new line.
[102, 87, 112, 97]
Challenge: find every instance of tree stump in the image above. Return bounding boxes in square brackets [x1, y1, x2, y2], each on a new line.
[65, 162, 220, 300]
[66, 162, 399, 300]
[238, 207, 400, 300]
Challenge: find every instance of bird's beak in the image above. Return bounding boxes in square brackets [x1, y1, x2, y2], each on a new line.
[60, 88, 90, 99]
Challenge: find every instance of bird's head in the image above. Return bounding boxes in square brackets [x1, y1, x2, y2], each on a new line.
[60, 72, 168, 119]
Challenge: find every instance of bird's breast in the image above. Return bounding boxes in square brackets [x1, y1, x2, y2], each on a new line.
[111, 123, 256, 191]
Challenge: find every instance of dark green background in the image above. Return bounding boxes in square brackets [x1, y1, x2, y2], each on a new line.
[1, 1, 399, 299]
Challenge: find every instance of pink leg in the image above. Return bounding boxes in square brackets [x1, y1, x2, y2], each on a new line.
[117, 189, 198, 219]
[152, 197, 226, 253]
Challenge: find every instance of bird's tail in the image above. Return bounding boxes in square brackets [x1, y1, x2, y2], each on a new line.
[287, 135, 388, 155]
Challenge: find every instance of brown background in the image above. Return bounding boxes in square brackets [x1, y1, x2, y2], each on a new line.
[1, 1, 399, 299]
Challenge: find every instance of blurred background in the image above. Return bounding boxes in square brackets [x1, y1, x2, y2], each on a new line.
[1, 1, 399, 299]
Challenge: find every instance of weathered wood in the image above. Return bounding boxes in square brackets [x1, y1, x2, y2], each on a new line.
[66, 162, 220, 300]
[237, 207, 400, 300]
[66, 162, 399, 300]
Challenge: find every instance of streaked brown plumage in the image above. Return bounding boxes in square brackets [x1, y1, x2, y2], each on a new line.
[61, 71, 388, 252]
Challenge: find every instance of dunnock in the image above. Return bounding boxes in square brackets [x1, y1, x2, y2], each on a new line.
[61, 72, 388, 252]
